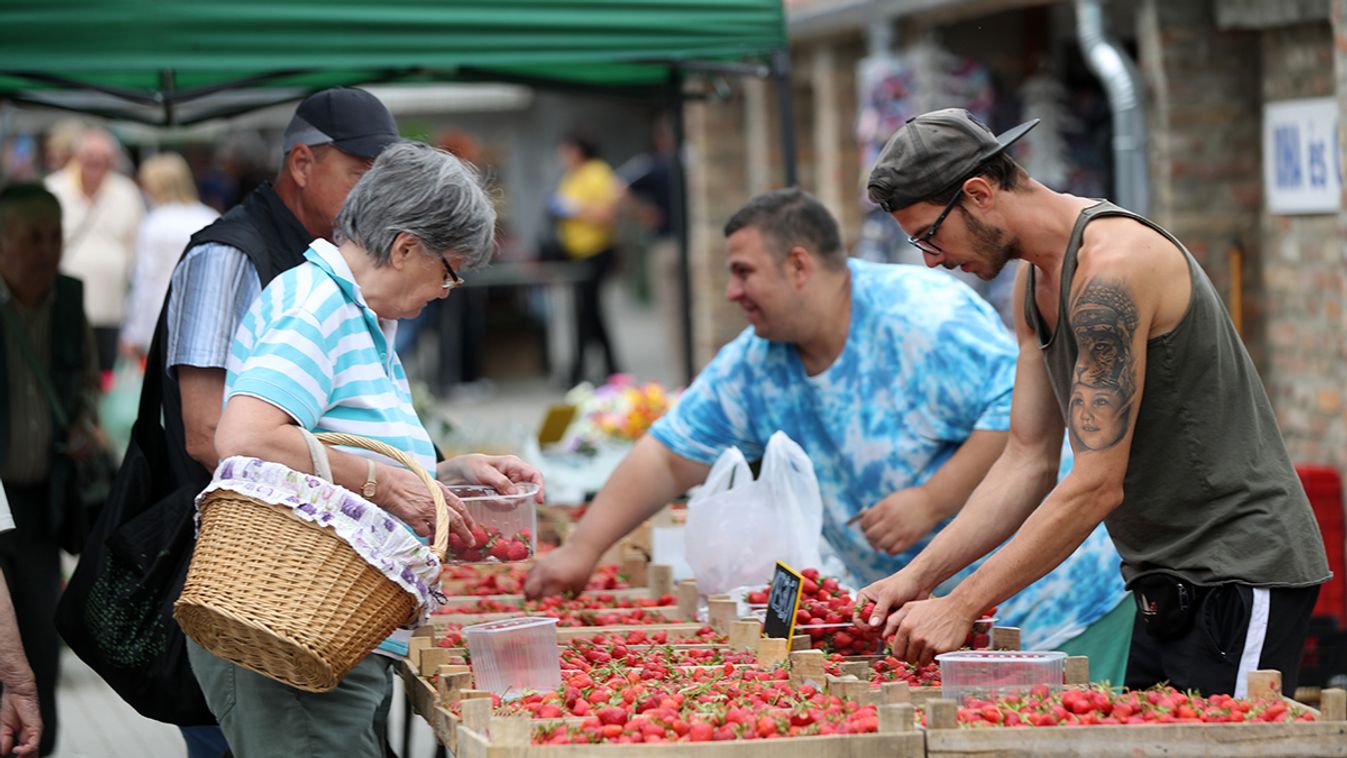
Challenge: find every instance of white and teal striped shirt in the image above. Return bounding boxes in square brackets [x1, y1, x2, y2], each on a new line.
[225, 238, 435, 476]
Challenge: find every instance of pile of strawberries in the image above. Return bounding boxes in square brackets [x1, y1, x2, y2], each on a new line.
[869, 656, 942, 687]
[439, 593, 677, 615]
[582, 628, 728, 646]
[448, 524, 533, 563]
[817, 653, 942, 687]
[946, 684, 1315, 727]
[435, 624, 728, 652]
[438, 562, 630, 596]
[747, 568, 881, 655]
[562, 638, 758, 673]
[480, 665, 882, 744]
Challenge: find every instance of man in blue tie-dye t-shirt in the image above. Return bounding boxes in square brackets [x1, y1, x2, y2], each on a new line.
[527, 189, 1126, 666]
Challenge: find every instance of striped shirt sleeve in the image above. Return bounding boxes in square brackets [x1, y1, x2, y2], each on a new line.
[165, 242, 260, 372]
[227, 280, 335, 430]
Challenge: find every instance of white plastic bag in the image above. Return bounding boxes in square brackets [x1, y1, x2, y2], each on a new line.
[684, 431, 825, 595]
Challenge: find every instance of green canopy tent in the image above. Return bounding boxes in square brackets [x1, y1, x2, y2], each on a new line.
[0, 0, 796, 382]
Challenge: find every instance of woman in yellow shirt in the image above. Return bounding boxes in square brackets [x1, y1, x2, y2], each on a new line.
[551, 135, 622, 385]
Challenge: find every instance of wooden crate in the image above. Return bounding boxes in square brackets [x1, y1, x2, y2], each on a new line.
[922, 673, 1347, 757]
[454, 707, 923, 758]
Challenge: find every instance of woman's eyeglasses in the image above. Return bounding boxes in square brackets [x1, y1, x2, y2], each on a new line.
[439, 255, 463, 290]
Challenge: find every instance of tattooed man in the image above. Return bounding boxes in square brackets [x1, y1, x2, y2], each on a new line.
[855, 109, 1329, 696]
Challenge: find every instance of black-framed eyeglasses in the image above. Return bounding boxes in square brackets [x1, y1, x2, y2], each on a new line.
[907, 188, 963, 256]
[439, 255, 463, 290]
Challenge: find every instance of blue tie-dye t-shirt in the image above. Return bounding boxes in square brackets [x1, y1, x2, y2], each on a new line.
[651, 259, 1126, 648]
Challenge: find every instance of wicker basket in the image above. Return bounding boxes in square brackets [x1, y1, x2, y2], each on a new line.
[174, 432, 448, 692]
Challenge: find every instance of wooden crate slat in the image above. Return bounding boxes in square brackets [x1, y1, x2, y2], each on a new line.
[457, 724, 923, 758]
[925, 720, 1347, 757]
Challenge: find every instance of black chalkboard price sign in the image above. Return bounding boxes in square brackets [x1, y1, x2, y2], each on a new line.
[763, 561, 804, 639]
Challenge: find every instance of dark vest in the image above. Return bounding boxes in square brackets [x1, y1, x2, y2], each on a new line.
[0, 275, 87, 533]
[1024, 201, 1330, 588]
[154, 182, 312, 488]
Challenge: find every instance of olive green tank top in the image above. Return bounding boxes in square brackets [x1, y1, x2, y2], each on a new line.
[1024, 201, 1329, 588]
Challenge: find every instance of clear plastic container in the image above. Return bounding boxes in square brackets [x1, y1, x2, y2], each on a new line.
[936, 649, 1066, 705]
[463, 616, 561, 698]
[446, 483, 539, 563]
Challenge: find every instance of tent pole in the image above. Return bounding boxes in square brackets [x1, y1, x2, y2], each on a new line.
[771, 48, 798, 187]
[667, 70, 694, 384]
[160, 70, 176, 126]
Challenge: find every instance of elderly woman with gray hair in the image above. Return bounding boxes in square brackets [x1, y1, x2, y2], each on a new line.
[188, 142, 543, 757]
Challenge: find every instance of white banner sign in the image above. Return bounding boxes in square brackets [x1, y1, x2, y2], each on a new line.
[1263, 97, 1341, 215]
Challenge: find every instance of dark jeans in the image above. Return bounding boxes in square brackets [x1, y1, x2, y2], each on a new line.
[569, 248, 620, 385]
[1125, 581, 1319, 696]
[0, 482, 62, 756]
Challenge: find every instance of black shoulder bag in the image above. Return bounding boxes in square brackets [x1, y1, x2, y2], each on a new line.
[55, 313, 216, 725]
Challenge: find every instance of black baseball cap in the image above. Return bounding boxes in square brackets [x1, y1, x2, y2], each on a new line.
[281, 87, 400, 159]
[866, 108, 1038, 212]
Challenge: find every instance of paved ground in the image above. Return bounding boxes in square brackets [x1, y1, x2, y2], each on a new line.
[51, 278, 679, 757]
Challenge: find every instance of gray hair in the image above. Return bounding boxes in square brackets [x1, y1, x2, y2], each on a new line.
[333, 141, 496, 270]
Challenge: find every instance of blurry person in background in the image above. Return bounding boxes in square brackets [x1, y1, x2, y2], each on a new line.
[616, 116, 682, 355]
[121, 153, 218, 359]
[44, 127, 144, 376]
[198, 131, 272, 213]
[550, 133, 622, 386]
[0, 184, 102, 756]
[41, 119, 87, 178]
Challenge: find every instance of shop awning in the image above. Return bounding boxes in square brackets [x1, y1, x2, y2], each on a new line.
[0, 0, 787, 125]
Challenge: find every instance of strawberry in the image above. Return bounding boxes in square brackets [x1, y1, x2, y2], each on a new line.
[505, 540, 531, 561]
[688, 722, 713, 742]
[487, 540, 513, 561]
[469, 523, 488, 546]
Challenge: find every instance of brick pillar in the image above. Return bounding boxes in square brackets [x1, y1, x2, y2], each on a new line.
[1139, 0, 1264, 361]
[684, 96, 752, 370]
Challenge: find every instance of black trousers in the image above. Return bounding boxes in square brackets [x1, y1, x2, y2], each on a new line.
[569, 248, 620, 385]
[0, 482, 62, 756]
[1125, 582, 1319, 696]
[92, 326, 119, 374]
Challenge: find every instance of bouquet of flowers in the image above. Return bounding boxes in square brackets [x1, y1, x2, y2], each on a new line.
[562, 374, 680, 454]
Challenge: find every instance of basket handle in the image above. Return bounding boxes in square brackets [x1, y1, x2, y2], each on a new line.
[301, 430, 449, 563]
[297, 428, 334, 482]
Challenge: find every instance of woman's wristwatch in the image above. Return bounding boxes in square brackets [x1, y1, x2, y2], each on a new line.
[362, 459, 378, 499]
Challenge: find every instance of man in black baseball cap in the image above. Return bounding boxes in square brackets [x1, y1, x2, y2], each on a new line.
[855, 107, 1328, 700]
[281, 86, 402, 160]
[61, 87, 403, 758]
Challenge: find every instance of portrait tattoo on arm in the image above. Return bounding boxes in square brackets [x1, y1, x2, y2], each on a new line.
[1068, 278, 1138, 451]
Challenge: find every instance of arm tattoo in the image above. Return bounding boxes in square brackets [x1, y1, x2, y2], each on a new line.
[1068, 278, 1138, 451]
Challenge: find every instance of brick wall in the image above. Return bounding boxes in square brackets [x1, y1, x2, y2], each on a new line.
[684, 95, 751, 369]
[1139, 0, 1264, 359]
[1260, 20, 1345, 467]
[1142, 0, 1347, 469]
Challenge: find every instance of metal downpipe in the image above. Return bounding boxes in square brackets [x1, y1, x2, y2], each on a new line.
[1076, 0, 1149, 215]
